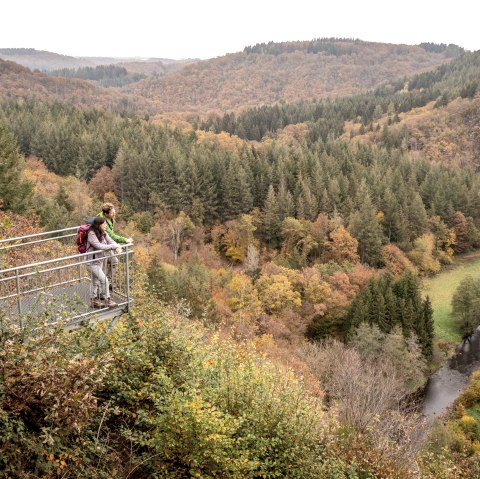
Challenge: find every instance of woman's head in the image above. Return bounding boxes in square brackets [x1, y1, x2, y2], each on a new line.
[91, 216, 106, 239]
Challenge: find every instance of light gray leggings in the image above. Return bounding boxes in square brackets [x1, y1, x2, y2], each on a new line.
[104, 250, 119, 285]
[85, 263, 110, 299]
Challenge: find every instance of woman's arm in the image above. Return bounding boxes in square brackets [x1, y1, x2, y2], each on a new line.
[104, 232, 120, 248]
[87, 231, 117, 251]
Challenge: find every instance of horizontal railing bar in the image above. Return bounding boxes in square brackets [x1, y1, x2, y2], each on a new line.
[1, 251, 132, 283]
[0, 233, 77, 251]
[0, 291, 20, 301]
[0, 226, 79, 245]
[0, 244, 133, 276]
[0, 251, 133, 283]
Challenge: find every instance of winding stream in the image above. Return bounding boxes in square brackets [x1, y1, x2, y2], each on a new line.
[422, 327, 480, 418]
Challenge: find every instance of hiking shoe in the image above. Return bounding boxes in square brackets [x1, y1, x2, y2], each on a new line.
[91, 298, 102, 308]
[105, 298, 117, 308]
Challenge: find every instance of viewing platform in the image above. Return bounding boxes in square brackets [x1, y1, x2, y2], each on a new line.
[0, 226, 133, 328]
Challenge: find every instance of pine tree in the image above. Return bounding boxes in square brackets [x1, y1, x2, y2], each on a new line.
[406, 192, 428, 241]
[368, 281, 387, 330]
[221, 159, 253, 221]
[277, 178, 295, 220]
[262, 185, 281, 246]
[383, 284, 398, 333]
[55, 185, 74, 214]
[349, 193, 384, 266]
[0, 122, 32, 213]
[421, 296, 434, 358]
[400, 299, 415, 337]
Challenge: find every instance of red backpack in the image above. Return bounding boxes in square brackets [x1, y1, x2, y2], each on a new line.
[76, 217, 95, 254]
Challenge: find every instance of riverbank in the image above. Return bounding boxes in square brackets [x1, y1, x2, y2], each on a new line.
[422, 251, 480, 343]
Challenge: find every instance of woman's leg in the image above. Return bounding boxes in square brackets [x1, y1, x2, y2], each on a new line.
[93, 265, 109, 299]
[86, 263, 99, 299]
[86, 263, 115, 307]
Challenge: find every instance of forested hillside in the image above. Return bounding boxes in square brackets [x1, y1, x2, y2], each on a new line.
[0, 59, 149, 113]
[0, 47, 95, 70]
[198, 50, 480, 142]
[1, 39, 480, 478]
[128, 39, 458, 112]
[48, 65, 147, 88]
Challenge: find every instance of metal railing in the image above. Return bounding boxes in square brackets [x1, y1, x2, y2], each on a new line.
[0, 226, 134, 326]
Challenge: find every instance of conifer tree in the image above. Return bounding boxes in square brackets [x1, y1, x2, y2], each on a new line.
[383, 284, 398, 333]
[0, 122, 32, 213]
[421, 296, 434, 358]
[349, 194, 384, 266]
[400, 299, 415, 337]
[222, 159, 253, 220]
[55, 185, 74, 214]
[261, 185, 281, 246]
[407, 192, 428, 241]
[368, 281, 387, 330]
[277, 178, 295, 220]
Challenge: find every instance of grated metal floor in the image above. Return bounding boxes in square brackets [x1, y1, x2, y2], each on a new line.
[0, 280, 130, 328]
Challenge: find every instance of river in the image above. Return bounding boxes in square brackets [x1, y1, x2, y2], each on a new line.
[422, 327, 480, 418]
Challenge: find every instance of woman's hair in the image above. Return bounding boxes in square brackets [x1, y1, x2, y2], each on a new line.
[90, 216, 106, 241]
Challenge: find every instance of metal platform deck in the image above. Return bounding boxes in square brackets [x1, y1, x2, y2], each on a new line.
[0, 280, 130, 329]
[0, 226, 134, 328]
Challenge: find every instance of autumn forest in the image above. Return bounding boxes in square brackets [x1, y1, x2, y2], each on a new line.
[1, 39, 480, 478]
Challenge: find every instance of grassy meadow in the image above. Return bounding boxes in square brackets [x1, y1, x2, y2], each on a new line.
[422, 252, 480, 343]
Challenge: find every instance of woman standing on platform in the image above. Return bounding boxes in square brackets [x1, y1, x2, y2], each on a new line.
[85, 216, 121, 308]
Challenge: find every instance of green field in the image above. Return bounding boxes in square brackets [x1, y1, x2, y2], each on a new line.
[422, 252, 480, 343]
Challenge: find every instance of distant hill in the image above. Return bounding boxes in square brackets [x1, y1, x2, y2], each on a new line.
[116, 58, 200, 76]
[127, 39, 460, 112]
[0, 48, 95, 71]
[0, 48, 197, 73]
[80, 56, 197, 66]
[0, 59, 150, 113]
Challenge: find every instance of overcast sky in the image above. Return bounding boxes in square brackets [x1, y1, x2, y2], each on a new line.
[2, 0, 479, 59]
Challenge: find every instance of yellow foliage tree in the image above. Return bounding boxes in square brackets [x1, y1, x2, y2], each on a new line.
[226, 273, 261, 314]
[429, 215, 456, 264]
[256, 274, 302, 314]
[408, 233, 440, 274]
[167, 211, 195, 262]
[301, 268, 333, 305]
[223, 214, 257, 263]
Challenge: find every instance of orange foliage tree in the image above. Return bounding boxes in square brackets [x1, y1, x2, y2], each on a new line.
[89, 166, 116, 200]
[381, 243, 418, 278]
[327, 225, 359, 264]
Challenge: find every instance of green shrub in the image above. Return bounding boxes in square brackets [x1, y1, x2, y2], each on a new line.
[0, 287, 398, 478]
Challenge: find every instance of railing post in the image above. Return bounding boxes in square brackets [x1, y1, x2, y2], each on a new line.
[125, 245, 131, 312]
[15, 267, 23, 327]
[1, 227, 135, 326]
[77, 255, 82, 283]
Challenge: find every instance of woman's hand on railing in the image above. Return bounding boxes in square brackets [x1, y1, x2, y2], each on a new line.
[115, 247, 122, 255]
